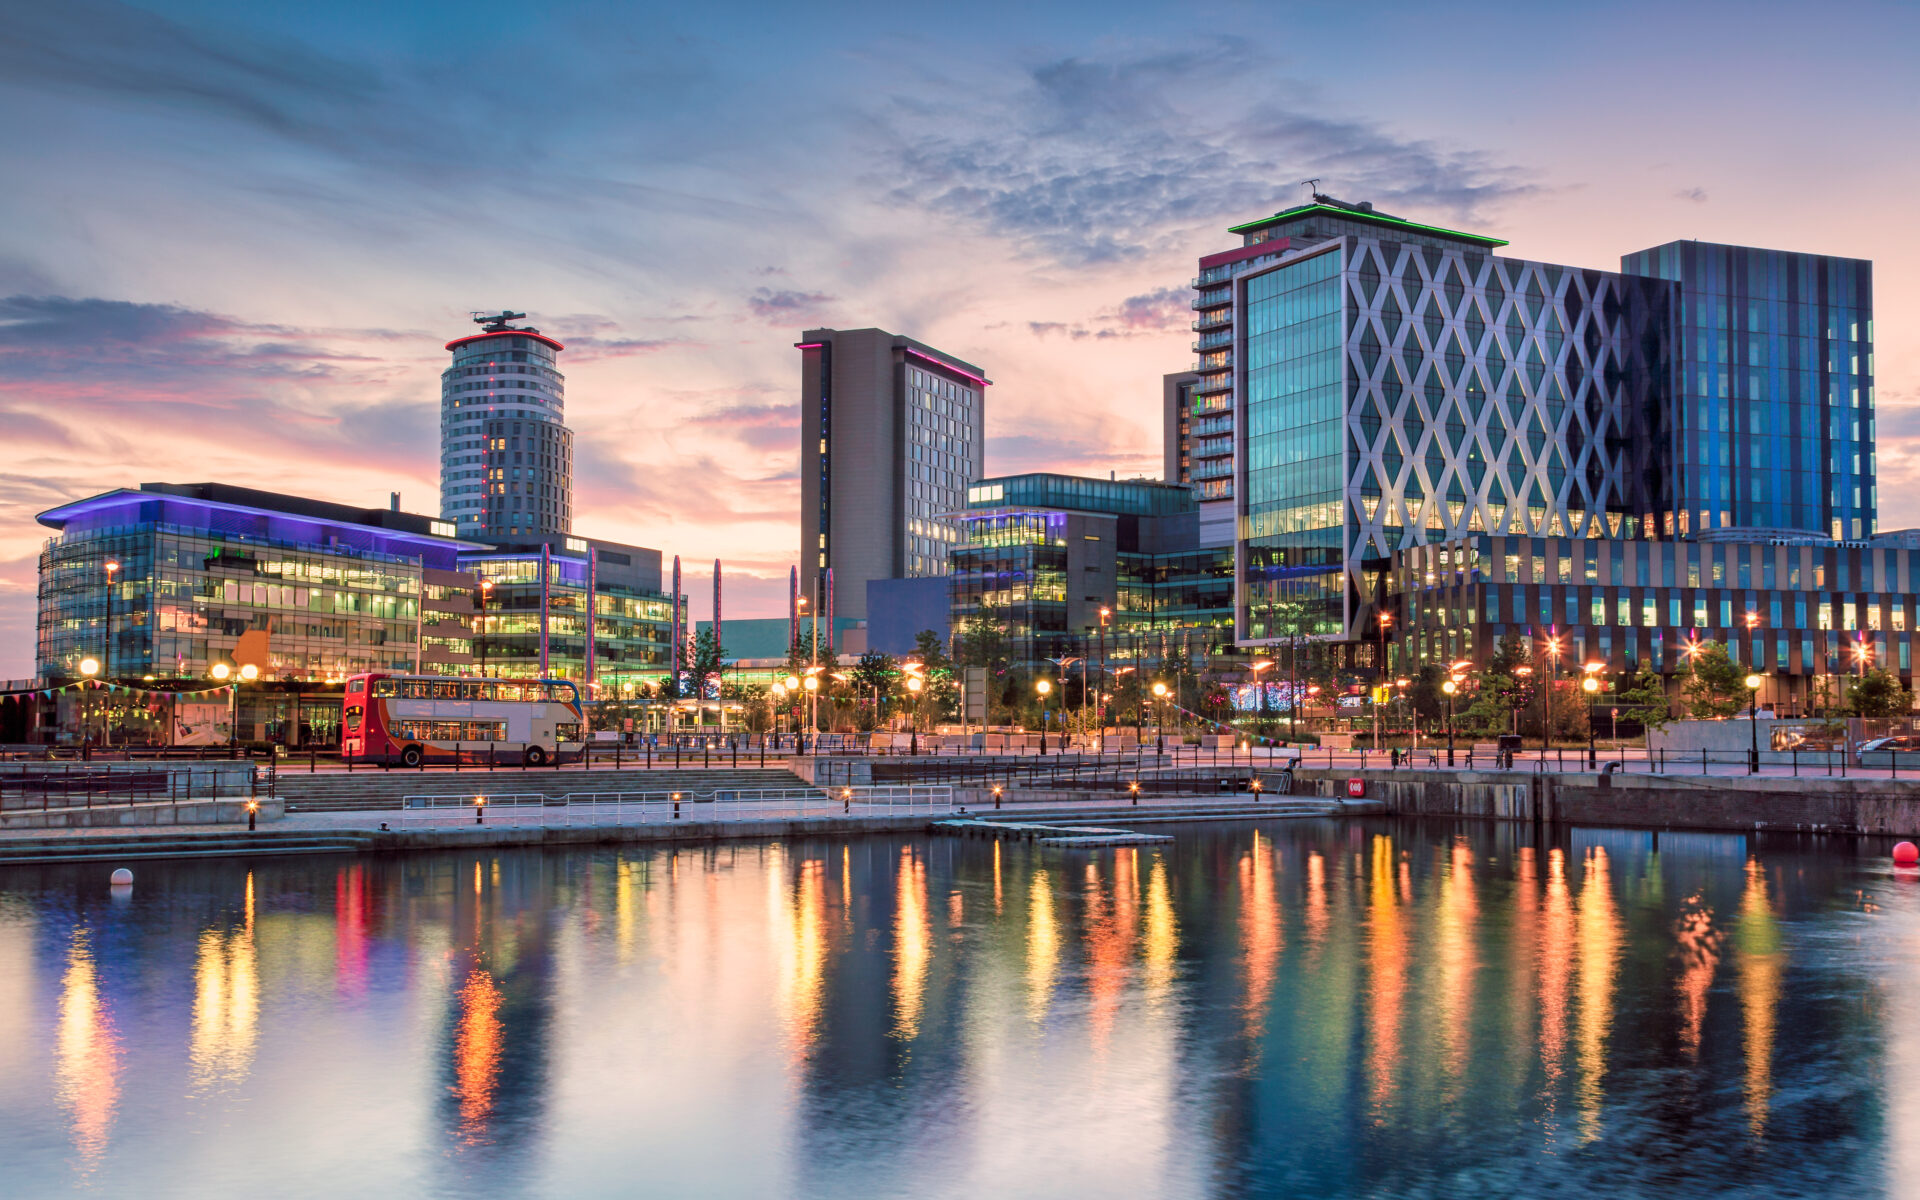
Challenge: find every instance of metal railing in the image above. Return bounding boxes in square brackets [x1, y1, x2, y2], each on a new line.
[394, 784, 956, 827]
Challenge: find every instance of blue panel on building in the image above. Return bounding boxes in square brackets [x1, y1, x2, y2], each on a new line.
[866, 577, 949, 656]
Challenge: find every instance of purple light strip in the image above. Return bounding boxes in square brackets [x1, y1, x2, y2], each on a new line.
[793, 342, 825, 350]
[903, 347, 990, 387]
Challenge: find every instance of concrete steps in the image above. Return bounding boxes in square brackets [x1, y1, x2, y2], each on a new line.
[0, 830, 375, 864]
[275, 767, 809, 812]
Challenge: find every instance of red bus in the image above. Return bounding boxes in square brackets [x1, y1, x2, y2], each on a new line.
[342, 672, 585, 767]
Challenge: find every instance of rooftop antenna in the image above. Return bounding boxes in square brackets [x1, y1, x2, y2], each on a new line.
[471, 310, 534, 334]
[1299, 178, 1323, 202]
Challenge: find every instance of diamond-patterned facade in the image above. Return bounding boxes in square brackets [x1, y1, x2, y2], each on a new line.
[1235, 233, 1656, 645]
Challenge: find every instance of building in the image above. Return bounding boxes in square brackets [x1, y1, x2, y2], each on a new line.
[463, 536, 680, 696]
[36, 482, 474, 684]
[1162, 370, 1201, 497]
[947, 473, 1233, 666]
[797, 327, 988, 621]
[1389, 530, 1916, 715]
[1620, 239, 1874, 541]
[1202, 191, 1879, 702]
[440, 311, 574, 542]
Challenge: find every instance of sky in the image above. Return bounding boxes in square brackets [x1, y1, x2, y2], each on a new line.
[3, 0, 1919, 679]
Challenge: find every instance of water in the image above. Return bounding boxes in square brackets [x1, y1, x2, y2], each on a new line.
[2, 819, 1916, 1198]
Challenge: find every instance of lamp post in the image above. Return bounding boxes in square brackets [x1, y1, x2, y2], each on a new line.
[1745, 672, 1763, 774]
[1581, 669, 1601, 769]
[1249, 660, 1273, 742]
[477, 578, 494, 676]
[78, 657, 100, 747]
[1374, 611, 1392, 752]
[1152, 680, 1169, 755]
[770, 682, 786, 744]
[802, 673, 820, 753]
[1540, 633, 1563, 756]
[1035, 678, 1052, 754]
[1442, 678, 1458, 766]
[906, 675, 923, 755]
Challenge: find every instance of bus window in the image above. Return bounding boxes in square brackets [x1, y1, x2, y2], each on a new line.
[402, 680, 432, 699]
[373, 679, 397, 698]
[347, 678, 366, 694]
[434, 681, 459, 699]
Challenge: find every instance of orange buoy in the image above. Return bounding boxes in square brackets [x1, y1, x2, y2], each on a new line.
[1894, 842, 1919, 866]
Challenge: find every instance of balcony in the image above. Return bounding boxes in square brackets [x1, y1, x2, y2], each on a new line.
[1191, 312, 1232, 332]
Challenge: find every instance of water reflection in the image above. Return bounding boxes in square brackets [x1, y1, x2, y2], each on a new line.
[188, 871, 258, 1093]
[0, 821, 1911, 1198]
[55, 928, 119, 1173]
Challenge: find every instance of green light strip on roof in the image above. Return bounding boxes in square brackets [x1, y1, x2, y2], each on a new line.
[1228, 204, 1508, 248]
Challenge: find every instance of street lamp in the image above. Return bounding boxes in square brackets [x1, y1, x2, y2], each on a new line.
[1035, 678, 1053, 754]
[1745, 672, 1763, 773]
[1374, 612, 1393, 752]
[1249, 659, 1274, 742]
[1540, 634, 1564, 756]
[1581, 667, 1602, 769]
[477, 578, 494, 676]
[803, 673, 820, 753]
[906, 675, 923, 755]
[1151, 680, 1169, 754]
[1441, 677, 1458, 766]
[77, 657, 100, 746]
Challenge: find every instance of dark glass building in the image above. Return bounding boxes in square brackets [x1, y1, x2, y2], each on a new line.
[1620, 240, 1873, 541]
[948, 473, 1232, 666]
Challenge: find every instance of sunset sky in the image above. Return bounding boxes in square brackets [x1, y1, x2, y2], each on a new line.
[4, 0, 1918, 678]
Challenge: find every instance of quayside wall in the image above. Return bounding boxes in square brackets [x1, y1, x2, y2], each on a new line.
[1289, 767, 1920, 837]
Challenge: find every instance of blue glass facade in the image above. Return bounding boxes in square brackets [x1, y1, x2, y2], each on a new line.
[1240, 247, 1347, 641]
[1620, 241, 1873, 540]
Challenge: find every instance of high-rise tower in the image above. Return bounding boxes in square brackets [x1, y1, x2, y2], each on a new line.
[797, 327, 987, 621]
[440, 311, 573, 543]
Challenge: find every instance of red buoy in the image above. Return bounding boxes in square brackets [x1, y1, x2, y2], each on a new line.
[1894, 842, 1919, 866]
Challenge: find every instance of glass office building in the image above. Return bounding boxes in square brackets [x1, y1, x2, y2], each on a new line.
[948, 474, 1232, 665]
[1211, 194, 1875, 692]
[464, 539, 682, 696]
[36, 483, 470, 682]
[1621, 240, 1873, 541]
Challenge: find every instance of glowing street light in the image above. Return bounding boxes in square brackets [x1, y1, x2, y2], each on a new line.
[1035, 678, 1053, 754]
[1745, 672, 1764, 773]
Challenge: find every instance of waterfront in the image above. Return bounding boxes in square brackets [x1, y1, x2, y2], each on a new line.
[0, 820, 1912, 1197]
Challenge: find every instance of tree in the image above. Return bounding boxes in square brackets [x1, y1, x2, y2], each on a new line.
[1847, 667, 1914, 718]
[956, 603, 1012, 725]
[1615, 665, 1673, 733]
[911, 629, 953, 676]
[688, 627, 724, 699]
[1680, 640, 1745, 719]
[1407, 664, 1447, 724]
[849, 650, 898, 730]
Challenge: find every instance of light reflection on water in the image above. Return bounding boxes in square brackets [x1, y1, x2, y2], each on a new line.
[0, 819, 1914, 1197]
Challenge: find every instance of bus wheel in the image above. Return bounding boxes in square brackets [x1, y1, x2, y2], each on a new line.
[525, 745, 547, 767]
[400, 745, 424, 768]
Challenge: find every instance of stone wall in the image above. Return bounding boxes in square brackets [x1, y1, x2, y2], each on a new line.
[1292, 767, 1920, 836]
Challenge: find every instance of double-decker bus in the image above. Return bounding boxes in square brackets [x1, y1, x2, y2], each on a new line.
[341, 672, 585, 767]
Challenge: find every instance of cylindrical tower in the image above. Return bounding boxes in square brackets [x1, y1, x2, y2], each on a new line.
[439, 312, 573, 542]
